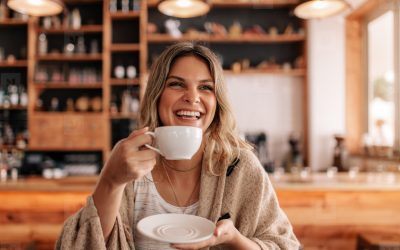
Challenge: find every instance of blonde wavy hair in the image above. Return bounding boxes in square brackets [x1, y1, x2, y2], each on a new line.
[140, 42, 252, 176]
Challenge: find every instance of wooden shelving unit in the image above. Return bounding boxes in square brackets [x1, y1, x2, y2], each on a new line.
[36, 53, 103, 61]
[33, 82, 103, 89]
[0, 60, 28, 67]
[110, 43, 140, 51]
[147, 33, 305, 43]
[110, 113, 138, 120]
[0, 105, 27, 110]
[110, 11, 140, 19]
[36, 25, 103, 33]
[0, 19, 28, 26]
[110, 78, 140, 85]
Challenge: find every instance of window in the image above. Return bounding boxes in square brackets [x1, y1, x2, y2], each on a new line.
[365, 8, 395, 147]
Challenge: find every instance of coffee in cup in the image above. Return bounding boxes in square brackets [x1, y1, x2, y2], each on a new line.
[145, 126, 202, 160]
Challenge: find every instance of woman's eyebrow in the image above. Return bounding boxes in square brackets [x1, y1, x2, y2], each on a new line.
[166, 75, 214, 83]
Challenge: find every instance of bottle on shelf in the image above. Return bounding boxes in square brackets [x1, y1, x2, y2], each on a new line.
[110, 0, 117, 12]
[122, 0, 129, 12]
[71, 8, 81, 30]
[38, 33, 48, 55]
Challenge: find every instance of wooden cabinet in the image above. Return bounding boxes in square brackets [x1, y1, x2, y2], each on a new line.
[1, 0, 309, 164]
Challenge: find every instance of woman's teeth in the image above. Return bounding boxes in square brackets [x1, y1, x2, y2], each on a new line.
[176, 110, 201, 119]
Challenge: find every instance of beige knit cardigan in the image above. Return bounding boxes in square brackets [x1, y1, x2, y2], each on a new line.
[55, 150, 300, 250]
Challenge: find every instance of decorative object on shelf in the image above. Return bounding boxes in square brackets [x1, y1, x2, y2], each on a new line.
[52, 16, 61, 28]
[243, 25, 266, 35]
[35, 98, 43, 111]
[19, 86, 27, 107]
[90, 39, 99, 54]
[64, 42, 75, 54]
[282, 62, 292, 72]
[8, 84, 18, 106]
[122, 0, 129, 12]
[147, 22, 158, 34]
[332, 134, 348, 172]
[231, 62, 241, 74]
[66, 98, 74, 112]
[71, 8, 81, 30]
[0, 47, 5, 62]
[114, 64, 125, 79]
[109, 0, 117, 12]
[75, 96, 90, 112]
[294, 0, 351, 19]
[165, 19, 182, 38]
[43, 17, 52, 29]
[283, 132, 303, 173]
[91, 96, 102, 112]
[6, 54, 15, 63]
[284, 24, 294, 35]
[0, 0, 6, 21]
[7, 0, 64, 17]
[132, 0, 140, 11]
[268, 26, 278, 36]
[229, 21, 242, 37]
[126, 65, 137, 79]
[204, 22, 227, 36]
[158, 0, 210, 18]
[76, 36, 86, 54]
[50, 97, 59, 111]
[110, 94, 118, 115]
[38, 33, 48, 56]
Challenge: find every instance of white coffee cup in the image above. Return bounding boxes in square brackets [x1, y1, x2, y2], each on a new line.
[145, 126, 202, 160]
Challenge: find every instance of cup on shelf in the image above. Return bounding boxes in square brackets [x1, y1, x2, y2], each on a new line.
[326, 166, 338, 179]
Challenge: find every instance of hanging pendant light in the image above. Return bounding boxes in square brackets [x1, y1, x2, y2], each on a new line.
[158, 0, 210, 18]
[7, 0, 64, 17]
[294, 0, 350, 19]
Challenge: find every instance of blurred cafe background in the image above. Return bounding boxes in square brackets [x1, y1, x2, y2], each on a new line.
[0, 0, 399, 249]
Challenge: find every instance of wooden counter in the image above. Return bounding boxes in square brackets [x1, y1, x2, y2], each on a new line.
[1, 173, 399, 249]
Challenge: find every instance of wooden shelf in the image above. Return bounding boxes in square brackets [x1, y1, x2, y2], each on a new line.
[0, 105, 27, 110]
[224, 68, 306, 76]
[0, 60, 28, 67]
[0, 19, 28, 26]
[110, 113, 138, 120]
[0, 145, 26, 151]
[147, 33, 305, 43]
[34, 111, 103, 115]
[26, 146, 104, 151]
[110, 11, 140, 19]
[34, 82, 103, 89]
[36, 53, 103, 61]
[110, 78, 140, 85]
[110, 44, 140, 52]
[37, 25, 103, 34]
[148, 0, 299, 8]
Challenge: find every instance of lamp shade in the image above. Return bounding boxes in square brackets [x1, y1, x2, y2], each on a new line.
[158, 0, 210, 18]
[294, 0, 350, 19]
[7, 0, 64, 17]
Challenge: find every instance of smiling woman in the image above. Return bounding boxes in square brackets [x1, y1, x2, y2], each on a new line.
[56, 42, 300, 250]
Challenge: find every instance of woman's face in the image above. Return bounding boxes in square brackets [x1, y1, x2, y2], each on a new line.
[158, 55, 217, 132]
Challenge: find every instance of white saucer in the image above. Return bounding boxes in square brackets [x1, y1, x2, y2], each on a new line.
[136, 214, 215, 244]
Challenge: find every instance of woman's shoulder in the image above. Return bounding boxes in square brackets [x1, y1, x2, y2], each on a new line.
[231, 149, 266, 182]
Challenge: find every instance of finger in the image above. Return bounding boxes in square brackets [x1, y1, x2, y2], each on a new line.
[126, 133, 154, 150]
[214, 219, 232, 237]
[127, 127, 149, 139]
[127, 149, 157, 162]
[171, 237, 214, 250]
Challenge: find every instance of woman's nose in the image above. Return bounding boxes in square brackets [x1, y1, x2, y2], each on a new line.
[183, 88, 200, 104]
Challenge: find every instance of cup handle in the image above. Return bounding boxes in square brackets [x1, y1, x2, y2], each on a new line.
[144, 131, 162, 155]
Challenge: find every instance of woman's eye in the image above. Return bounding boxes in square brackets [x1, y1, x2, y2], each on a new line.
[200, 85, 214, 91]
[168, 82, 184, 88]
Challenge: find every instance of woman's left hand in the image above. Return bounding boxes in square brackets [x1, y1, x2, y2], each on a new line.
[171, 219, 239, 250]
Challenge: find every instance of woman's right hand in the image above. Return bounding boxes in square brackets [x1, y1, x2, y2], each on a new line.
[99, 127, 157, 188]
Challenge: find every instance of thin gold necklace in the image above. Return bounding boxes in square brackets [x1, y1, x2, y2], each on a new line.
[161, 160, 200, 214]
[161, 158, 200, 172]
